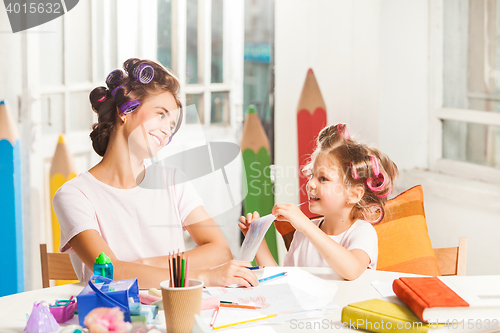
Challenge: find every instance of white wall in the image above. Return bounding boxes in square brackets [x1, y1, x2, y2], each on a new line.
[275, 0, 500, 274]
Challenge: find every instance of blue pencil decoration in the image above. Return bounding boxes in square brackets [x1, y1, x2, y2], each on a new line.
[0, 100, 24, 296]
[258, 272, 287, 283]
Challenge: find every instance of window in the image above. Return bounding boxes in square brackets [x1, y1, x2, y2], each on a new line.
[157, 0, 236, 127]
[430, 0, 500, 182]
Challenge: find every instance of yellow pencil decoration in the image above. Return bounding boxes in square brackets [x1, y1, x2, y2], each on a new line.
[49, 134, 78, 285]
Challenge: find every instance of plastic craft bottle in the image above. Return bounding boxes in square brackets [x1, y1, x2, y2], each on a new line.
[93, 252, 113, 283]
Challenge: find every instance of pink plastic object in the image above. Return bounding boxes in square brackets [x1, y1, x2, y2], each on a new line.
[139, 293, 161, 305]
[50, 300, 76, 323]
[25, 301, 60, 333]
[201, 297, 220, 310]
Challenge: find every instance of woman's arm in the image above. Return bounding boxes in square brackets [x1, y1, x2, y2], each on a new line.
[134, 206, 232, 270]
[70, 228, 259, 288]
[272, 203, 370, 280]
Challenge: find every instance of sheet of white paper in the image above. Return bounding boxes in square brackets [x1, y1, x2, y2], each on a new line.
[371, 280, 396, 297]
[238, 214, 276, 261]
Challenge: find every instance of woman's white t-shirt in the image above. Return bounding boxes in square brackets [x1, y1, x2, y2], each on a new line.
[53, 165, 203, 282]
[284, 219, 378, 279]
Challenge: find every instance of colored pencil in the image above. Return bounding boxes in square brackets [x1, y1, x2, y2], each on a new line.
[220, 303, 261, 309]
[50, 134, 78, 286]
[169, 253, 175, 287]
[172, 255, 177, 287]
[240, 105, 278, 264]
[213, 314, 277, 330]
[184, 255, 189, 287]
[0, 100, 24, 296]
[177, 251, 181, 287]
[181, 253, 186, 287]
[210, 306, 220, 327]
[258, 272, 287, 283]
[297, 69, 327, 218]
[246, 266, 265, 270]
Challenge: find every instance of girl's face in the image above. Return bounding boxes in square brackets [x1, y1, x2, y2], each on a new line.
[306, 154, 349, 216]
[125, 91, 180, 160]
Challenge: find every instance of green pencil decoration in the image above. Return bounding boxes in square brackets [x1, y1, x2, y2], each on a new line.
[240, 105, 278, 263]
[0, 100, 24, 296]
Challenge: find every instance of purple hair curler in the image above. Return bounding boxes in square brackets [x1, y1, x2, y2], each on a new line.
[106, 69, 124, 87]
[132, 64, 154, 84]
[120, 100, 141, 115]
[111, 84, 125, 98]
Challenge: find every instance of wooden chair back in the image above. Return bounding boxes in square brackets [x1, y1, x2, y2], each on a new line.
[433, 237, 467, 276]
[40, 243, 78, 288]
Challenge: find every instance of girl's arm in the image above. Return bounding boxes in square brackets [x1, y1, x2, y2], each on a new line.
[239, 212, 278, 266]
[272, 203, 370, 280]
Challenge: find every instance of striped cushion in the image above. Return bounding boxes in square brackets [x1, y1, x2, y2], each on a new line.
[374, 185, 441, 276]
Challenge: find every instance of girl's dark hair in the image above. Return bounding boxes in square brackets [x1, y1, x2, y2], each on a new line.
[89, 58, 182, 157]
[303, 124, 399, 223]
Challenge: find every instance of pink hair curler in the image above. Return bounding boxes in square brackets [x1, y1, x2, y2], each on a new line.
[350, 163, 359, 180]
[363, 204, 384, 224]
[98, 96, 107, 102]
[367, 173, 388, 192]
[369, 155, 380, 176]
[337, 123, 351, 140]
[375, 185, 392, 198]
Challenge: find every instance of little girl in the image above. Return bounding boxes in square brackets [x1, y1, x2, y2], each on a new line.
[239, 124, 398, 280]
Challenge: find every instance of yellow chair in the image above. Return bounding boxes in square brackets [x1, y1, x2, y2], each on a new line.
[40, 244, 78, 288]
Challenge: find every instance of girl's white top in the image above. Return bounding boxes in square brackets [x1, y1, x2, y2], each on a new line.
[53, 165, 203, 282]
[284, 219, 378, 279]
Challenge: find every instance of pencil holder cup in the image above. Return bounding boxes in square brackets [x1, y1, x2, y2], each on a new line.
[160, 279, 203, 333]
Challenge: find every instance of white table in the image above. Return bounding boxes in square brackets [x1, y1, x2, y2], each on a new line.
[3, 269, 495, 332]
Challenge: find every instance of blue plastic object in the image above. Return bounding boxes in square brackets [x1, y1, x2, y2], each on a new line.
[93, 252, 113, 283]
[76, 275, 139, 327]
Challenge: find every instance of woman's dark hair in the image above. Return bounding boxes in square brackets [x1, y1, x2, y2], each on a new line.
[89, 58, 182, 157]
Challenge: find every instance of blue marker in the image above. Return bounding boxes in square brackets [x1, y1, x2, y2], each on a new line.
[258, 272, 287, 283]
[246, 266, 265, 270]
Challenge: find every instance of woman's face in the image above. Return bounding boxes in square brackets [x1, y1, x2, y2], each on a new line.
[125, 91, 180, 160]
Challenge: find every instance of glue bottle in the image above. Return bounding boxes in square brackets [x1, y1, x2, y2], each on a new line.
[93, 252, 113, 283]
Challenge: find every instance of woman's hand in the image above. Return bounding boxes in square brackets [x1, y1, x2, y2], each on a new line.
[202, 260, 259, 287]
[272, 203, 311, 233]
[238, 211, 260, 236]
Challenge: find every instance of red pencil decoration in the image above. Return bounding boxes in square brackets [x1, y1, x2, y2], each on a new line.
[177, 250, 181, 287]
[297, 68, 327, 218]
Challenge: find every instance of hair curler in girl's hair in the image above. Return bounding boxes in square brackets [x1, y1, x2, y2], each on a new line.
[366, 156, 387, 191]
[98, 96, 107, 102]
[350, 162, 359, 180]
[106, 69, 124, 87]
[132, 64, 155, 84]
[337, 123, 351, 140]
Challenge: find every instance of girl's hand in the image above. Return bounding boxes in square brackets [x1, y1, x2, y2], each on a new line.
[203, 260, 259, 287]
[272, 203, 311, 233]
[238, 211, 260, 236]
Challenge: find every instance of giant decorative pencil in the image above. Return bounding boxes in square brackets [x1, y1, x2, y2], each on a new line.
[297, 69, 327, 217]
[0, 100, 24, 296]
[240, 105, 278, 263]
[50, 134, 78, 285]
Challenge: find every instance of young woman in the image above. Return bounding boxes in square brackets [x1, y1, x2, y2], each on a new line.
[54, 58, 258, 288]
